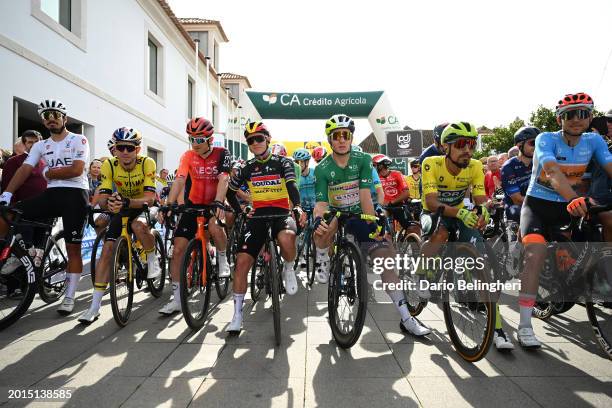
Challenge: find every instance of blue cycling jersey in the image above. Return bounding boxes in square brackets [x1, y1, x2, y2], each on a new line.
[419, 144, 443, 165]
[298, 167, 316, 210]
[501, 157, 531, 207]
[526, 131, 612, 202]
[371, 168, 381, 205]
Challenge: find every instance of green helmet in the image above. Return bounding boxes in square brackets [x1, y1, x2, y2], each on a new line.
[440, 122, 478, 144]
[325, 114, 355, 136]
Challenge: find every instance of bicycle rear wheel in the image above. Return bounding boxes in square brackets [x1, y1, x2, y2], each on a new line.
[110, 236, 134, 327]
[215, 251, 230, 300]
[268, 241, 282, 346]
[180, 239, 212, 330]
[0, 264, 37, 331]
[306, 231, 317, 286]
[39, 231, 67, 304]
[250, 255, 264, 302]
[586, 301, 612, 360]
[442, 244, 495, 362]
[398, 232, 426, 316]
[90, 228, 106, 287]
[328, 240, 367, 349]
[146, 230, 166, 298]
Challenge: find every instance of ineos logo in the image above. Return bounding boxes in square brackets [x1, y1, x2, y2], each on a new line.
[397, 134, 411, 149]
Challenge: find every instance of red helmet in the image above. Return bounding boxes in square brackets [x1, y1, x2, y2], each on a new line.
[555, 92, 594, 116]
[372, 154, 392, 166]
[312, 146, 328, 162]
[186, 117, 214, 137]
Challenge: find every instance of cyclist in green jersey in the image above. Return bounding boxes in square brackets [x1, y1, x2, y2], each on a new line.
[313, 114, 430, 337]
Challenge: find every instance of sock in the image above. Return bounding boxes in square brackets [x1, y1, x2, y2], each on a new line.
[495, 304, 503, 330]
[316, 247, 329, 260]
[218, 250, 227, 257]
[65, 273, 80, 299]
[172, 283, 181, 305]
[284, 260, 294, 273]
[91, 283, 107, 312]
[233, 293, 245, 317]
[387, 289, 410, 321]
[518, 294, 536, 329]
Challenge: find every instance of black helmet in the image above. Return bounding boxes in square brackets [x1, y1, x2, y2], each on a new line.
[433, 122, 449, 144]
[513, 126, 540, 144]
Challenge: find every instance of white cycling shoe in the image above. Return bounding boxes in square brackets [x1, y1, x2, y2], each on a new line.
[518, 327, 541, 349]
[57, 297, 75, 315]
[494, 329, 515, 351]
[158, 300, 181, 316]
[78, 308, 100, 325]
[226, 314, 242, 333]
[283, 266, 298, 295]
[400, 317, 431, 337]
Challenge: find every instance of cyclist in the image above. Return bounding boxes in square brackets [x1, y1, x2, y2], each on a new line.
[405, 159, 421, 201]
[271, 143, 301, 188]
[293, 148, 316, 212]
[159, 117, 232, 316]
[78, 127, 159, 324]
[419, 122, 514, 350]
[419, 122, 448, 164]
[313, 114, 430, 336]
[518, 93, 612, 348]
[500, 127, 539, 225]
[0, 99, 90, 316]
[312, 146, 328, 164]
[225, 121, 306, 333]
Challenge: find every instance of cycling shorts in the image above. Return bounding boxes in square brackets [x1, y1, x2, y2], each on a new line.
[238, 216, 296, 259]
[174, 208, 216, 240]
[386, 205, 412, 230]
[505, 204, 522, 223]
[420, 211, 483, 243]
[520, 195, 570, 239]
[105, 209, 146, 241]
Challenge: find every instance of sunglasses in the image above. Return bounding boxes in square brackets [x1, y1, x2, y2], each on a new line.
[410, 164, 420, 168]
[189, 136, 212, 145]
[41, 111, 64, 121]
[560, 109, 591, 121]
[115, 144, 137, 153]
[246, 135, 266, 145]
[450, 138, 477, 150]
[525, 139, 536, 147]
[331, 130, 352, 142]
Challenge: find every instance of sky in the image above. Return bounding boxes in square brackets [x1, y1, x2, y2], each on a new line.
[168, 0, 612, 144]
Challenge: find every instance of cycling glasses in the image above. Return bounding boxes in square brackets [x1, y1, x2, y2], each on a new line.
[41, 111, 64, 121]
[560, 109, 591, 121]
[246, 135, 266, 145]
[410, 164, 420, 168]
[189, 136, 212, 145]
[450, 138, 477, 150]
[525, 139, 536, 147]
[115, 144, 137, 153]
[330, 130, 352, 142]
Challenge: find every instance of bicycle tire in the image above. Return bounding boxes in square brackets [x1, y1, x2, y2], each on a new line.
[328, 239, 367, 349]
[146, 230, 166, 298]
[442, 244, 495, 362]
[398, 233, 427, 316]
[90, 229, 107, 287]
[269, 240, 282, 346]
[533, 302, 555, 320]
[180, 239, 212, 330]
[215, 249, 230, 300]
[250, 256, 263, 302]
[586, 301, 612, 360]
[38, 230, 67, 304]
[0, 265, 37, 331]
[109, 236, 134, 327]
[306, 231, 317, 286]
[553, 302, 575, 315]
[293, 231, 305, 271]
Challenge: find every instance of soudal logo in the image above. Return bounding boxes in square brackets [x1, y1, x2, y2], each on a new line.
[252, 178, 281, 187]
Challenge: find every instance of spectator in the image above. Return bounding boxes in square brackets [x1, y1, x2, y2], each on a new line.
[485, 155, 502, 198]
[590, 116, 608, 136]
[1, 130, 46, 202]
[88, 159, 103, 198]
[12, 140, 25, 156]
[498, 153, 509, 167]
[155, 168, 169, 198]
[508, 146, 520, 158]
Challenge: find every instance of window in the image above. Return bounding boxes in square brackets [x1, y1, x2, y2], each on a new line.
[148, 39, 158, 94]
[228, 84, 239, 99]
[211, 103, 218, 128]
[188, 31, 208, 55]
[213, 40, 219, 71]
[147, 147, 160, 166]
[146, 33, 164, 102]
[187, 77, 195, 118]
[32, 0, 86, 50]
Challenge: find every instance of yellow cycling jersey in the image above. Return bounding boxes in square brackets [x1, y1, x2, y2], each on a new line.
[404, 175, 421, 200]
[99, 156, 157, 199]
[421, 156, 485, 211]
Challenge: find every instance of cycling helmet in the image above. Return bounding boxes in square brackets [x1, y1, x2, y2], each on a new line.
[112, 127, 142, 145]
[514, 126, 540, 144]
[312, 146, 328, 162]
[38, 99, 67, 116]
[186, 117, 214, 137]
[352, 145, 363, 153]
[107, 138, 115, 152]
[433, 122, 450, 144]
[270, 143, 287, 157]
[325, 114, 355, 136]
[372, 154, 392, 166]
[440, 122, 478, 144]
[166, 172, 175, 183]
[244, 121, 270, 137]
[293, 148, 311, 161]
[556, 92, 594, 117]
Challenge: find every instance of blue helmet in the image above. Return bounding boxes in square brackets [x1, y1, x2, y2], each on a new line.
[112, 127, 142, 145]
[433, 122, 449, 144]
[293, 148, 311, 161]
[513, 126, 540, 144]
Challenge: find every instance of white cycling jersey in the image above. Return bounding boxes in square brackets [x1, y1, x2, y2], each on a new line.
[24, 132, 90, 190]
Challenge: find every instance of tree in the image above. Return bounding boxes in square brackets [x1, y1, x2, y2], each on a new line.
[476, 117, 525, 159]
[529, 105, 558, 132]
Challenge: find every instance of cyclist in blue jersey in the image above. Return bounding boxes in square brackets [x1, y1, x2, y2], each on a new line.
[419, 122, 448, 164]
[500, 126, 539, 224]
[293, 148, 316, 211]
[518, 92, 612, 349]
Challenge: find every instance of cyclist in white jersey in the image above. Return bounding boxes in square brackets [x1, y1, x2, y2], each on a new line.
[0, 99, 90, 315]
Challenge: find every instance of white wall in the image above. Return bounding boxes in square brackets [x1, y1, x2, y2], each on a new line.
[0, 0, 236, 171]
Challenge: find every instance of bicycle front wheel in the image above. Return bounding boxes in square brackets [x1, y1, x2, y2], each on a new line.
[180, 239, 212, 331]
[586, 301, 612, 360]
[398, 232, 426, 316]
[269, 241, 282, 346]
[250, 255, 264, 303]
[0, 264, 37, 331]
[110, 236, 134, 327]
[146, 230, 167, 297]
[306, 231, 317, 286]
[328, 240, 367, 349]
[90, 228, 106, 288]
[39, 230, 67, 304]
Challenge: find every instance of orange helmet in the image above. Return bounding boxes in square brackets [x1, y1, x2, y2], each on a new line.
[555, 92, 594, 117]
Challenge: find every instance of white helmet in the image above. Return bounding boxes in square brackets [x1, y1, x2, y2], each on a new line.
[37, 99, 68, 116]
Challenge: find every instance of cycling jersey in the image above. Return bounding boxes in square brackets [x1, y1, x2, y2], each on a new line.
[298, 167, 316, 210]
[314, 151, 372, 213]
[379, 170, 408, 203]
[526, 131, 612, 202]
[501, 157, 531, 206]
[419, 144, 443, 164]
[24, 132, 90, 190]
[421, 156, 485, 211]
[176, 147, 231, 205]
[99, 156, 157, 199]
[405, 174, 421, 200]
[228, 154, 296, 213]
[371, 168, 381, 205]
[586, 138, 612, 204]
